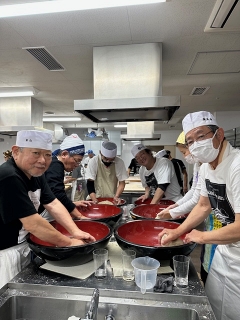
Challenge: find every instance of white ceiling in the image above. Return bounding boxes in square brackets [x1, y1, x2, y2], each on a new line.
[0, 0, 240, 132]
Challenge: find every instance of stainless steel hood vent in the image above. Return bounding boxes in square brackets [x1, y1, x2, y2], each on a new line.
[74, 43, 180, 123]
[0, 97, 43, 136]
[121, 122, 161, 141]
[76, 97, 179, 123]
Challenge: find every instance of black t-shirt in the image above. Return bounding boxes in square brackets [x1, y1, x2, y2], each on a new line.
[44, 156, 76, 213]
[128, 158, 140, 174]
[171, 158, 186, 189]
[0, 158, 55, 250]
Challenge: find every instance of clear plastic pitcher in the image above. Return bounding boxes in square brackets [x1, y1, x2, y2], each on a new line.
[131, 256, 160, 294]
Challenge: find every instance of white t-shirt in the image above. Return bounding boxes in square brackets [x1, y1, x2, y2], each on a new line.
[139, 157, 182, 202]
[85, 154, 128, 182]
[169, 162, 201, 218]
[82, 156, 90, 168]
[200, 142, 240, 226]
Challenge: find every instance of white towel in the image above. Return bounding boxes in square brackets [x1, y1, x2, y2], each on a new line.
[0, 242, 31, 288]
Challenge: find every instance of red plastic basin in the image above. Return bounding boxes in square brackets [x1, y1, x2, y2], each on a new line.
[134, 198, 175, 206]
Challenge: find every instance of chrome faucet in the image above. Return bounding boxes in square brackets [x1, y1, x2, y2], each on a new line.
[81, 288, 99, 320]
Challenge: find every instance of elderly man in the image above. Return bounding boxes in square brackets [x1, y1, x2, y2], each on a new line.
[86, 141, 128, 204]
[159, 111, 240, 320]
[131, 143, 182, 204]
[0, 130, 95, 288]
[43, 134, 92, 222]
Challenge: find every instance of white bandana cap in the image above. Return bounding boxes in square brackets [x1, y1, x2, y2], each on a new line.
[131, 143, 147, 157]
[16, 130, 52, 150]
[101, 141, 117, 158]
[155, 149, 167, 158]
[58, 134, 85, 155]
[182, 111, 218, 135]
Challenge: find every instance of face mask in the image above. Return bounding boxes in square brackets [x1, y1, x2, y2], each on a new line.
[102, 160, 113, 167]
[189, 130, 220, 163]
[185, 154, 197, 164]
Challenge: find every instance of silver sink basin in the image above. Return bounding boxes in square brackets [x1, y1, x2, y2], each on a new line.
[0, 295, 202, 320]
[0, 284, 216, 320]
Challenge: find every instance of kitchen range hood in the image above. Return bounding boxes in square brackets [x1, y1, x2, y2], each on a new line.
[121, 122, 161, 141]
[0, 96, 44, 136]
[74, 43, 180, 125]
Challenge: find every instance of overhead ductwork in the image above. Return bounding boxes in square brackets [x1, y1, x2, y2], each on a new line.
[121, 122, 161, 141]
[0, 97, 44, 136]
[74, 43, 180, 130]
[0, 97, 63, 141]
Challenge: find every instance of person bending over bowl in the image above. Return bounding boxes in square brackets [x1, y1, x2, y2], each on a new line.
[0, 130, 95, 288]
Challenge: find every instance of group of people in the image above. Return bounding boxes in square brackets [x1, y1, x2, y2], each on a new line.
[1, 110, 239, 320]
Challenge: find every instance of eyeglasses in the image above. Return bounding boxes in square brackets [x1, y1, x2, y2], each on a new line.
[72, 157, 82, 164]
[186, 131, 213, 147]
[135, 151, 147, 162]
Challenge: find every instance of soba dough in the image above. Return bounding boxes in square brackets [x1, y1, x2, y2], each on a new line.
[98, 200, 114, 205]
[161, 233, 184, 247]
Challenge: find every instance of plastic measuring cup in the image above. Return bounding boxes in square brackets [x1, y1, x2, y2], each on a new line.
[131, 256, 160, 294]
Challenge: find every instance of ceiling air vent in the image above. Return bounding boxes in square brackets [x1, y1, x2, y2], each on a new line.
[190, 87, 210, 96]
[22, 46, 65, 71]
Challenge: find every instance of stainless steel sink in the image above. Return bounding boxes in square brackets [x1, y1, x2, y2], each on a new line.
[0, 295, 201, 320]
[0, 286, 215, 320]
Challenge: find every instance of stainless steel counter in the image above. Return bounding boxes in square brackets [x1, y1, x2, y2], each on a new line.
[0, 261, 216, 320]
[8, 259, 202, 295]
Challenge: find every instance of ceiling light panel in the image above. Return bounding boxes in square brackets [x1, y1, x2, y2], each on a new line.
[0, 87, 38, 97]
[0, 0, 166, 18]
[43, 117, 81, 122]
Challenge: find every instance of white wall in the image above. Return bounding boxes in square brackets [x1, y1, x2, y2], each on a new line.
[215, 111, 240, 131]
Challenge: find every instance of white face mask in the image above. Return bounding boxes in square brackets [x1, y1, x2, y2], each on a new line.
[185, 154, 197, 164]
[188, 130, 220, 163]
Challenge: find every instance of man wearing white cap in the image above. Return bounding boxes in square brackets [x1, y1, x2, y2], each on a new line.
[131, 144, 182, 204]
[155, 149, 167, 158]
[0, 130, 95, 288]
[43, 134, 93, 221]
[86, 141, 128, 204]
[159, 111, 240, 320]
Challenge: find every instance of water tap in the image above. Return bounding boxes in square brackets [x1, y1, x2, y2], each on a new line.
[81, 288, 99, 320]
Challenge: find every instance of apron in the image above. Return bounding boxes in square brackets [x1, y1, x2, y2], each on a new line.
[87, 158, 118, 199]
[205, 242, 240, 320]
[0, 242, 31, 289]
[71, 178, 86, 201]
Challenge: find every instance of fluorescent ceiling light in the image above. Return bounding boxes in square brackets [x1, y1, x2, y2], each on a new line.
[0, 0, 166, 18]
[0, 87, 38, 97]
[114, 124, 127, 128]
[211, 0, 237, 28]
[43, 117, 81, 122]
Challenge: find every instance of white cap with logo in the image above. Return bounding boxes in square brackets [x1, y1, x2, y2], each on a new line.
[182, 111, 218, 135]
[131, 143, 147, 157]
[59, 133, 85, 155]
[16, 130, 52, 150]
